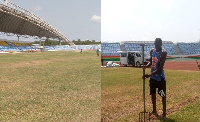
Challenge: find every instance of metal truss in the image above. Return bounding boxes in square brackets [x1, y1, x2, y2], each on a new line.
[0, 0, 74, 45]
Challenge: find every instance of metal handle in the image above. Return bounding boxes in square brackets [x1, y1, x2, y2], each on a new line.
[140, 44, 146, 112]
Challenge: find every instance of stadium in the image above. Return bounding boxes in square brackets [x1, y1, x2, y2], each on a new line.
[0, 0, 100, 121]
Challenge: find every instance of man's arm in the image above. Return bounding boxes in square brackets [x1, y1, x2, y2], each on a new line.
[142, 49, 153, 79]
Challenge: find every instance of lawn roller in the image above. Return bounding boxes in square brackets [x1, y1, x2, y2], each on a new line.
[139, 44, 150, 122]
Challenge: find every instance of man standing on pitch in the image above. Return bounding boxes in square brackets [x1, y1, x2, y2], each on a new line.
[143, 38, 167, 120]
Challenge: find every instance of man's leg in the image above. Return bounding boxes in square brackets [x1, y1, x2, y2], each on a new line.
[151, 94, 157, 114]
[162, 96, 166, 119]
[149, 78, 158, 116]
[159, 77, 166, 119]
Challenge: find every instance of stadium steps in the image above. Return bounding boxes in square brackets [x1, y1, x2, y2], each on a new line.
[173, 43, 183, 55]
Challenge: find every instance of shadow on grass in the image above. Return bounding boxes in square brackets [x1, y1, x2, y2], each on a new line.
[160, 117, 178, 122]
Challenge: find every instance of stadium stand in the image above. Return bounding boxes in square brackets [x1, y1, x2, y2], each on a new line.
[0, 40, 19, 52]
[12, 42, 33, 51]
[100, 41, 200, 57]
[0, 40, 8, 46]
[54, 45, 73, 51]
[124, 41, 176, 55]
[0, 38, 100, 52]
[101, 43, 120, 56]
[44, 46, 55, 51]
[101, 41, 200, 57]
[70, 45, 100, 50]
[177, 42, 200, 55]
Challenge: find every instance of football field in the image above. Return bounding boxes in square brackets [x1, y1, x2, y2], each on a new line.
[0, 51, 101, 121]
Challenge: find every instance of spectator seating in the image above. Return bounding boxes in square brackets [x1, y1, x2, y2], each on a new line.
[101, 43, 120, 56]
[44, 46, 55, 51]
[0, 40, 8, 46]
[177, 42, 200, 55]
[70, 45, 100, 50]
[124, 42, 176, 55]
[12, 42, 33, 51]
[0, 45, 20, 52]
[0, 39, 101, 52]
[54, 45, 71, 51]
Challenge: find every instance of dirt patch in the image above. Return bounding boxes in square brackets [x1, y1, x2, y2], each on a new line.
[164, 61, 199, 71]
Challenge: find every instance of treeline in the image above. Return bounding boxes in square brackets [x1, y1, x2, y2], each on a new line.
[32, 39, 101, 46]
[72, 39, 101, 45]
[32, 39, 69, 46]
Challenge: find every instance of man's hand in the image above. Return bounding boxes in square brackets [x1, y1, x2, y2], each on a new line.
[143, 64, 150, 70]
[142, 65, 147, 70]
[142, 74, 151, 79]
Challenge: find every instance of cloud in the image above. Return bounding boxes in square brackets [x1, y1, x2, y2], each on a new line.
[90, 15, 101, 23]
[32, 6, 43, 12]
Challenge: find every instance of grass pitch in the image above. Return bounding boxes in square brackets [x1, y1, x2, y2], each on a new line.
[101, 66, 200, 122]
[0, 51, 101, 121]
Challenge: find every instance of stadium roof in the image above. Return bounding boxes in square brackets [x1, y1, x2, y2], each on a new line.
[0, 0, 74, 45]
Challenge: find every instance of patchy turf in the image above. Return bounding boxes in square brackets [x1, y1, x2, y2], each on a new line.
[0, 51, 101, 121]
[166, 99, 200, 122]
[101, 67, 200, 122]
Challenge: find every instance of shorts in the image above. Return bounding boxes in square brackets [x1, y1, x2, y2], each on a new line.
[149, 77, 166, 97]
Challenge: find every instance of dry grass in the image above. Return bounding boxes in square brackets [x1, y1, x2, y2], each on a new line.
[0, 51, 101, 121]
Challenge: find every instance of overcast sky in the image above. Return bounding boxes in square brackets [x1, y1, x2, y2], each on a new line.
[102, 0, 200, 43]
[0, 0, 100, 42]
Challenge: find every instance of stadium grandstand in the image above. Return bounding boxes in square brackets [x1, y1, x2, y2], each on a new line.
[177, 42, 200, 55]
[0, 0, 74, 45]
[101, 41, 200, 62]
[0, 39, 100, 52]
[0, 39, 34, 52]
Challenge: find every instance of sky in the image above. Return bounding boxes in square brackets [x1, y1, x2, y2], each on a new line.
[0, 0, 101, 42]
[101, 0, 200, 43]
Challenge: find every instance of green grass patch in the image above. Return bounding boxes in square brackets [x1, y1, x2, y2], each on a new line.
[166, 99, 200, 122]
